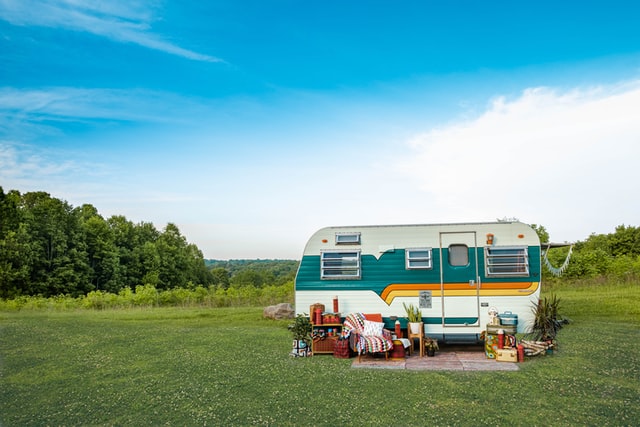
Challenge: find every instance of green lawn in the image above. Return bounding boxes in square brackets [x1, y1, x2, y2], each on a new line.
[1, 282, 639, 426]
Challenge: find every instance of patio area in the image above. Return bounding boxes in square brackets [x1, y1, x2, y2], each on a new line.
[351, 344, 520, 371]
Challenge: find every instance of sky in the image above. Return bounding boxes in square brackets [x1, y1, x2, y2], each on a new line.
[1, 1, 640, 259]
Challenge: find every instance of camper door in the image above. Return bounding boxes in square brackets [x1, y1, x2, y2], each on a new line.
[440, 231, 480, 327]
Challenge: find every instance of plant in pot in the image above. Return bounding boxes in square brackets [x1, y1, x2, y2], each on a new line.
[529, 294, 569, 353]
[424, 337, 439, 357]
[288, 314, 312, 357]
[530, 295, 568, 340]
[403, 303, 422, 335]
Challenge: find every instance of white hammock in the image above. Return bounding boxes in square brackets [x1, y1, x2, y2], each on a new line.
[542, 244, 573, 276]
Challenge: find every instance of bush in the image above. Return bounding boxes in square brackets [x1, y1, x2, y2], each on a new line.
[608, 254, 640, 281]
[1, 282, 294, 311]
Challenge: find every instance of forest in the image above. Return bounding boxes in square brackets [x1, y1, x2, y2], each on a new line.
[1, 186, 639, 301]
[0, 187, 296, 299]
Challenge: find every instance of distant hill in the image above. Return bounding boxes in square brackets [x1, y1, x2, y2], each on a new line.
[205, 259, 299, 287]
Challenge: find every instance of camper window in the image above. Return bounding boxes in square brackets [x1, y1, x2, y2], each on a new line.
[320, 250, 361, 279]
[485, 246, 529, 277]
[335, 232, 361, 245]
[448, 244, 469, 266]
[406, 248, 433, 269]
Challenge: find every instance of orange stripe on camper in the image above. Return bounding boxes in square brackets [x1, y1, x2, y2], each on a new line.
[381, 282, 540, 305]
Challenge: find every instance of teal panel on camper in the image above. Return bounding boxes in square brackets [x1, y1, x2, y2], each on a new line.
[296, 252, 414, 293]
[295, 245, 540, 292]
[362, 250, 441, 283]
[439, 246, 478, 283]
[296, 250, 442, 292]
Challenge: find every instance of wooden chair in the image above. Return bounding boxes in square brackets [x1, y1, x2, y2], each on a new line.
[406, 322, 424, 357]
[343, 313, 394, 361]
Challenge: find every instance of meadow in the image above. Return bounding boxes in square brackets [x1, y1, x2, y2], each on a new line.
[1, 281, 639, 426]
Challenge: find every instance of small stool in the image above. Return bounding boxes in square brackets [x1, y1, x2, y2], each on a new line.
[407, 323, 424, 356]
[389, 340, 406, 360]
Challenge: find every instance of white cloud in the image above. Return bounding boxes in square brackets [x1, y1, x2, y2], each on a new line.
[0, 0, 222, 62]
[0, 87, 213, 128]
[398, 80, 640, 242]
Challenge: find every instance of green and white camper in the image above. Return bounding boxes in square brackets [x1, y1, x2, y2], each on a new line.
[294, 221, 541, 343]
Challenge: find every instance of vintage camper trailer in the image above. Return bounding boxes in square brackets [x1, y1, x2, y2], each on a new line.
[295, 221, 541, 343]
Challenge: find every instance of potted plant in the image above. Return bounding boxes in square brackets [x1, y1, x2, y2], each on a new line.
[288, 314, 312, 357]
[424, 337, 439, 357]
[403, 302, 422, 334]
[530, 294, 568, 343]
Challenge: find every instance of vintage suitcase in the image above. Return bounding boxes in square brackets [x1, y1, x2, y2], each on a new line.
[486, 323, 517, 335]
[496, 348, 518, 362]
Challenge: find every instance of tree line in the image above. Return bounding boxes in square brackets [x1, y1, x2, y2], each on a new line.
[0, 187, 298, 299]
[0, 187, 217, 298]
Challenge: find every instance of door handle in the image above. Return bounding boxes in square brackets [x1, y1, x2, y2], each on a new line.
[469, 279, 475, 287]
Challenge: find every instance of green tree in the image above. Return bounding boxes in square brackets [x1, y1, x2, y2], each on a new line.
[0, 187, 20, 238]
[0, 188, 29, 298]
[0, 225, 31, 298]
[128, 221, 161, 288]
[184, 242, 213, 287]
[78, 205, 120, 292]
[19, 192, 90, 296]
[154, 223, 212, 289]
[530, 224, 550, 244]
[155, 223, 189, 289]
[211, 267, 230, 289]
[609, 225, 640, 257]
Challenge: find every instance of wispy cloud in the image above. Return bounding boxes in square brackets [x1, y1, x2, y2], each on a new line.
[0, 86, 223, 162]
[397, 80, 640, 240]
[0, 86, 212, 125]
[0, 0, 222, 62]
[0, 141, 80, 186]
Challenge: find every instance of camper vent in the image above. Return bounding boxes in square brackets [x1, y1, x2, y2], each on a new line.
[405, 248, 433, 269]
[485, 246, 529, 277]
[320, 250, 361, 279]
[335, 232, 361, 245]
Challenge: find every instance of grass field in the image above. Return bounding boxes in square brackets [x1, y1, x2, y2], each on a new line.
[1, 282, 639, 426]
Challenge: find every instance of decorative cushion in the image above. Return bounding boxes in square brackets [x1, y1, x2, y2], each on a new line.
[362, 320, 384, 336]
[363, 313, 383, 322]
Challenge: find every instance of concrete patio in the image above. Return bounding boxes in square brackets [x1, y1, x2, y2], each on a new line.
[351, 344, 520, 371]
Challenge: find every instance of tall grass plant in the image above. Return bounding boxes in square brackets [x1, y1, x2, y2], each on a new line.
[0, 282, 294, 311]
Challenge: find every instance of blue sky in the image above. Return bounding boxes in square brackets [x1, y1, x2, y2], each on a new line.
[2, 1, 640, 259]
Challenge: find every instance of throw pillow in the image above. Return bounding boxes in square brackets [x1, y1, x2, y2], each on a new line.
[363, 320, 384, 336]
[363, 313, 383, 322]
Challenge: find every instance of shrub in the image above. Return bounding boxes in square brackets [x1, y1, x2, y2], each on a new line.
[1, 281, 295, 311]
